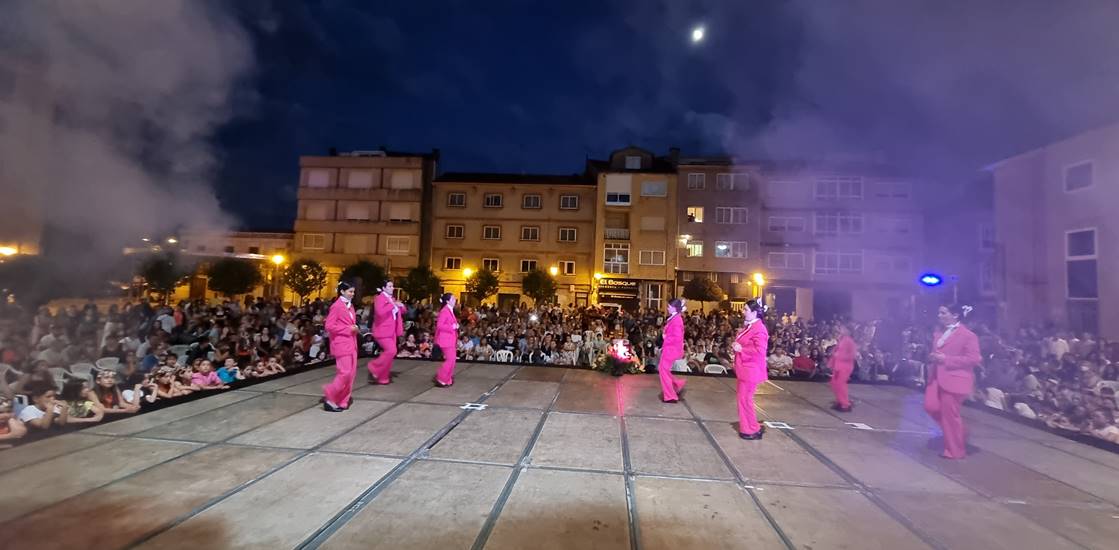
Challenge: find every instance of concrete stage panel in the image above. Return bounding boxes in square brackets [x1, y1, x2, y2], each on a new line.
[970, 436, 1119, 505]
[410, 378, 499, 405]
[634, 477, 785, 549]
[1006, 502, 1119, 550]
[625, 417, 734, 479]
[485, 379, 560, 409]
[0, 432, 110, 474]
[881, 492, 1083, 550]
[137, 393, 321, 443]
[513, 366, 568, 382]
[138, 453, 400, 550]
[0, 438, 200, 523]
[758, 485, 932, 550]
[349, 374, 436, 401]
[397, 361, 472, 380]
[324, 402, 462, 456]
[554, 379, 620, 414]
[428, 408, 543, 465]
[484, 469, 630, 550]
[240, 367, 333, 392]
[229, 399, 395, 449]
[704, 423, 849, 486]
[0, 445, 296, 550]
[530, 412, 624, 472]
[755, 394, 846, 427]
[322, 460, 512, 550]
[456, 363, 521, 380]
[562, 368, 613, 386]
[618, 381, 694, 419]
[682, 389, 739, 422]
[85, 391, 259, 436]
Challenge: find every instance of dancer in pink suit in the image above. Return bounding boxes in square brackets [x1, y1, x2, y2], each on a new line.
[924, 304, 982, 459]
[658, 298, 688, 403]
[433, 293, 460, 387]
[366, 280, 404, 385]
[828, 324, 857, 412]
[733, 299, 769, 440]
[322, 282, 359, 412]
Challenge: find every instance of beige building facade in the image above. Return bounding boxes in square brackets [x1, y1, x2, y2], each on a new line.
[430, 173, 597, 308]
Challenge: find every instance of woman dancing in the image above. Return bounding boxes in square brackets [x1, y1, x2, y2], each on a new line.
[828, 324, 857, 412]
[323, 281, 359, 412]
[733, 299, 769, 440]
[924, 304, 982, 459]
[433, 293, 460, 387]
[367, 279, 405, 385]
[658, 298, 688, 403]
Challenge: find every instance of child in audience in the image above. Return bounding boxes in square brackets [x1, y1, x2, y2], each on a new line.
[19, 383, 67, 430]
[60, 379, 105, 424]
[191, 359, 229, 390]
[0, 394, 28, 447]
[94, 370, 142, 414]
[154, 367, 194, 399]
[217, 358, 245, 384]
[266, 354, 286, 375]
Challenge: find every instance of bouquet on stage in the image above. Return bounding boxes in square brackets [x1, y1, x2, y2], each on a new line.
[594, 338, 643, 376]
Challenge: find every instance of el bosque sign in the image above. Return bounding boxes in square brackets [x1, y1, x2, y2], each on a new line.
[597, 278, 639, 299]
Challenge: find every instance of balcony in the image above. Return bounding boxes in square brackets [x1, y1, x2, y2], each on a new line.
[604, 228, 630, 240]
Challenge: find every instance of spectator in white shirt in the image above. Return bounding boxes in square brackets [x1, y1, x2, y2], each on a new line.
[18, 384, 67, 431]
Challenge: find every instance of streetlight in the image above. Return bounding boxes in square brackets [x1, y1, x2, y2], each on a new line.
[463, 267, 474, 279]
[593, 272, 603, 280]
[752, 272, 766, 300]
[0, 247, 15, 257]
[166, 237, 178, 245]
[271, 254, 286, 265]
[549, 266, 559, 276]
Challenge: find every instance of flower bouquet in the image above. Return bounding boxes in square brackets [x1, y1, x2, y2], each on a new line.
[594, 338, 644, 376]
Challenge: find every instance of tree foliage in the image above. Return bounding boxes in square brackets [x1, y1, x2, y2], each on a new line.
[284, 258, 327, 302]
[400, 265, 442, 303]
[466, 268, 500, 303]
[138, 253, 189, 302]
[682, 276, 726, 310]
[521, 269, 557, 305]
[340, 260, 388, 301]
[206, 258, 262, 298]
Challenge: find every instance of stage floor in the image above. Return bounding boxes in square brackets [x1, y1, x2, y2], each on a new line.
[2, 360, 1119, 549]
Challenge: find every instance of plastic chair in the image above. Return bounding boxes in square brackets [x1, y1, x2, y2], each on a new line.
[169, 345, 190, 357]
[703, 364, 728, 374]
[70, 363, 97, 379]
[95, 357, 120, 371]
[494, 350, 514, 363]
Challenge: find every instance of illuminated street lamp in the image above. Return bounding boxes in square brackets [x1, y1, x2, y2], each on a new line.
[0, 247, 16, 257]
[166, 237, 178, 244]
[549, 266, 559, 276]
[271, 254, 286, 265]
[751, 272, 766, 300]
[463, 267, 474, 279]
[593, 272, 603, 280]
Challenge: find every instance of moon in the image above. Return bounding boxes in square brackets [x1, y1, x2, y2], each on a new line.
[691, 26, 705, 43]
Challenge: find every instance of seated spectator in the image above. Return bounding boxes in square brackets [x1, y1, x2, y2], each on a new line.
[93, 370, 141, 414]
[18, 383, 67, 430]
[153, 367, 194, 399]
[768, 347, 793, 377]
[265, 355, 286, 376]
[191, 360, 229, 391]
[792, 346, 816, 377]
[216, 358, 245, 384]
[59, 379, 105, 425]
[0, 394, 28, 447]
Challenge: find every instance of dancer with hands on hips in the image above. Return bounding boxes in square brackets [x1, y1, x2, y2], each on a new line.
[733, 299, 769, 440]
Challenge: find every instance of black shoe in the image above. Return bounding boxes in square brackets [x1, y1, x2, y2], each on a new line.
[739, 431, 763, 440]
[432, 376, 452, 388]
[368, 376, 389, 385]
[660, 396, 679, 403]
[323, 402, 344, 413]
[832, 403, 853, 412]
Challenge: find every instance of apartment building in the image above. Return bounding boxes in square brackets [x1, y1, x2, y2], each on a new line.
[292, 149, 438, 287]
[430, 172, 597, 308]
[675, 156, 765, 307]
[176, 231, 294, 301]
[988, 123, 1119, 337]
[588, 147, 678, 311]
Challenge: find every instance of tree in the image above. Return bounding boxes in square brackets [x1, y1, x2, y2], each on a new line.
[206, 258, 262, 298]
[340, 260, 388, 302]
[400, 265, 442, 304]
[521, 269, 557, 305]
[284, 258, 327, 303]
[137, 253, 188, 303]
[682, 276, 726, 312]
[466, 268, 500, 304]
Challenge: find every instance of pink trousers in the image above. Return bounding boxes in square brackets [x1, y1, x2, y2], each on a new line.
[435, 344, 457, 385]
[737, 379, 762, 435]
[658, 351, 686, 400]
[830, 363, 853, 408]
[366, 336, 397, 384]
[323, 353, 356, 407]
[924, 383, 968, 458]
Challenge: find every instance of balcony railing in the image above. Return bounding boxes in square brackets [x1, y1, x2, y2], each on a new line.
[604, 228, 630, 240]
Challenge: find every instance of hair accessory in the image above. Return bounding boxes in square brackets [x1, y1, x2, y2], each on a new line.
[961, 305, 973, 317]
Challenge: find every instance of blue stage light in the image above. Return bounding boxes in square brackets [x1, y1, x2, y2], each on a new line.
[919, 273, 944, 287]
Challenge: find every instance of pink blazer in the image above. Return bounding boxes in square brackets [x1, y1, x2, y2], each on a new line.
[435, 305, 458, 347]
[662, 314, 684, 359]
[734, 320, 769, 384]
[829, 335, 857, 372]
[325, 298, 357, 356]
[371, 293, 403, 339]
[930, 324, 982, 395]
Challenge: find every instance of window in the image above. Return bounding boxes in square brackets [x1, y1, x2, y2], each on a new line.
[248, 246, 260, 255]
[483, 225, 502, 240]
[1066, 228, 1098, 299]
[814, 212, 864, 235]
[606, 192, 631, 205]
[389, 170, 416, 190]
[521, 226, 540, 241]
[306, 169, 330, 188]
[522, 194, 542, 209]
[709, 273, 718, 282]
[445, 224, 464, 239]
[625, 155, 642, 169]
[385, 203, 410, 222]
[647, 283, 663, 310]
[223, 245, 235, 254]
[386, 236, 410, 255]
[302, 234, 325, 250]
[639, 250, 666, 265]
[686, 206, 704, 223]
[687, 173, 706, 190]
[682, 272, 694, 282]
[980, 256, 996, 295]
[815, 176, 863, 200]
[344, 203, 370, 221]
[343, 235, 372, 254]
[447, 192, 466, 207]
[520, 259, 538, 273]
[873, 181, 910, 199]
[980, 223, 996, 250]
[767, 252, 806, 270]
[881, 216, 910, 234]
[604, 243, 629, 274]
[484, 193, 503, 208]
[560, 195, 579, 209]
[768, 216, 806, 232]
[560, 261, 576, 275]
[730, 273, 740, 284]
[715, 207, 747, 224]
[641, 181, 667, 197]
[814, 251, 863, 274]
[714, 241, 748, 258]
[483, 258, 500, 272]
[640, 216, 665, 231]
[444, 257, 462, 270]
[1064, 161, 1094, 192]
[347, 170, 374, 189]
[305, 202, 330, 220]
[686, 241, 704, 257]
[558, 227, 577, 242]
[716, 173, 748, 190]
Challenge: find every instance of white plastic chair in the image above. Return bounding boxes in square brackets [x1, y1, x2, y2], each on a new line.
[69, 363, 97, 379]
[169, 345, 190, 357]
[1095, 380, 1119, 396]
[671, 359, 692, 373]
[95, 357, 120, 371]
[703, 364, 728, 375]
[47, 367, 68, 389]
[494, 350, 514, 363]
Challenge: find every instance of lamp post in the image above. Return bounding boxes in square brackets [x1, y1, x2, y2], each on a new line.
[752, 272, 766, 300]
[270, 255, 286, 299]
